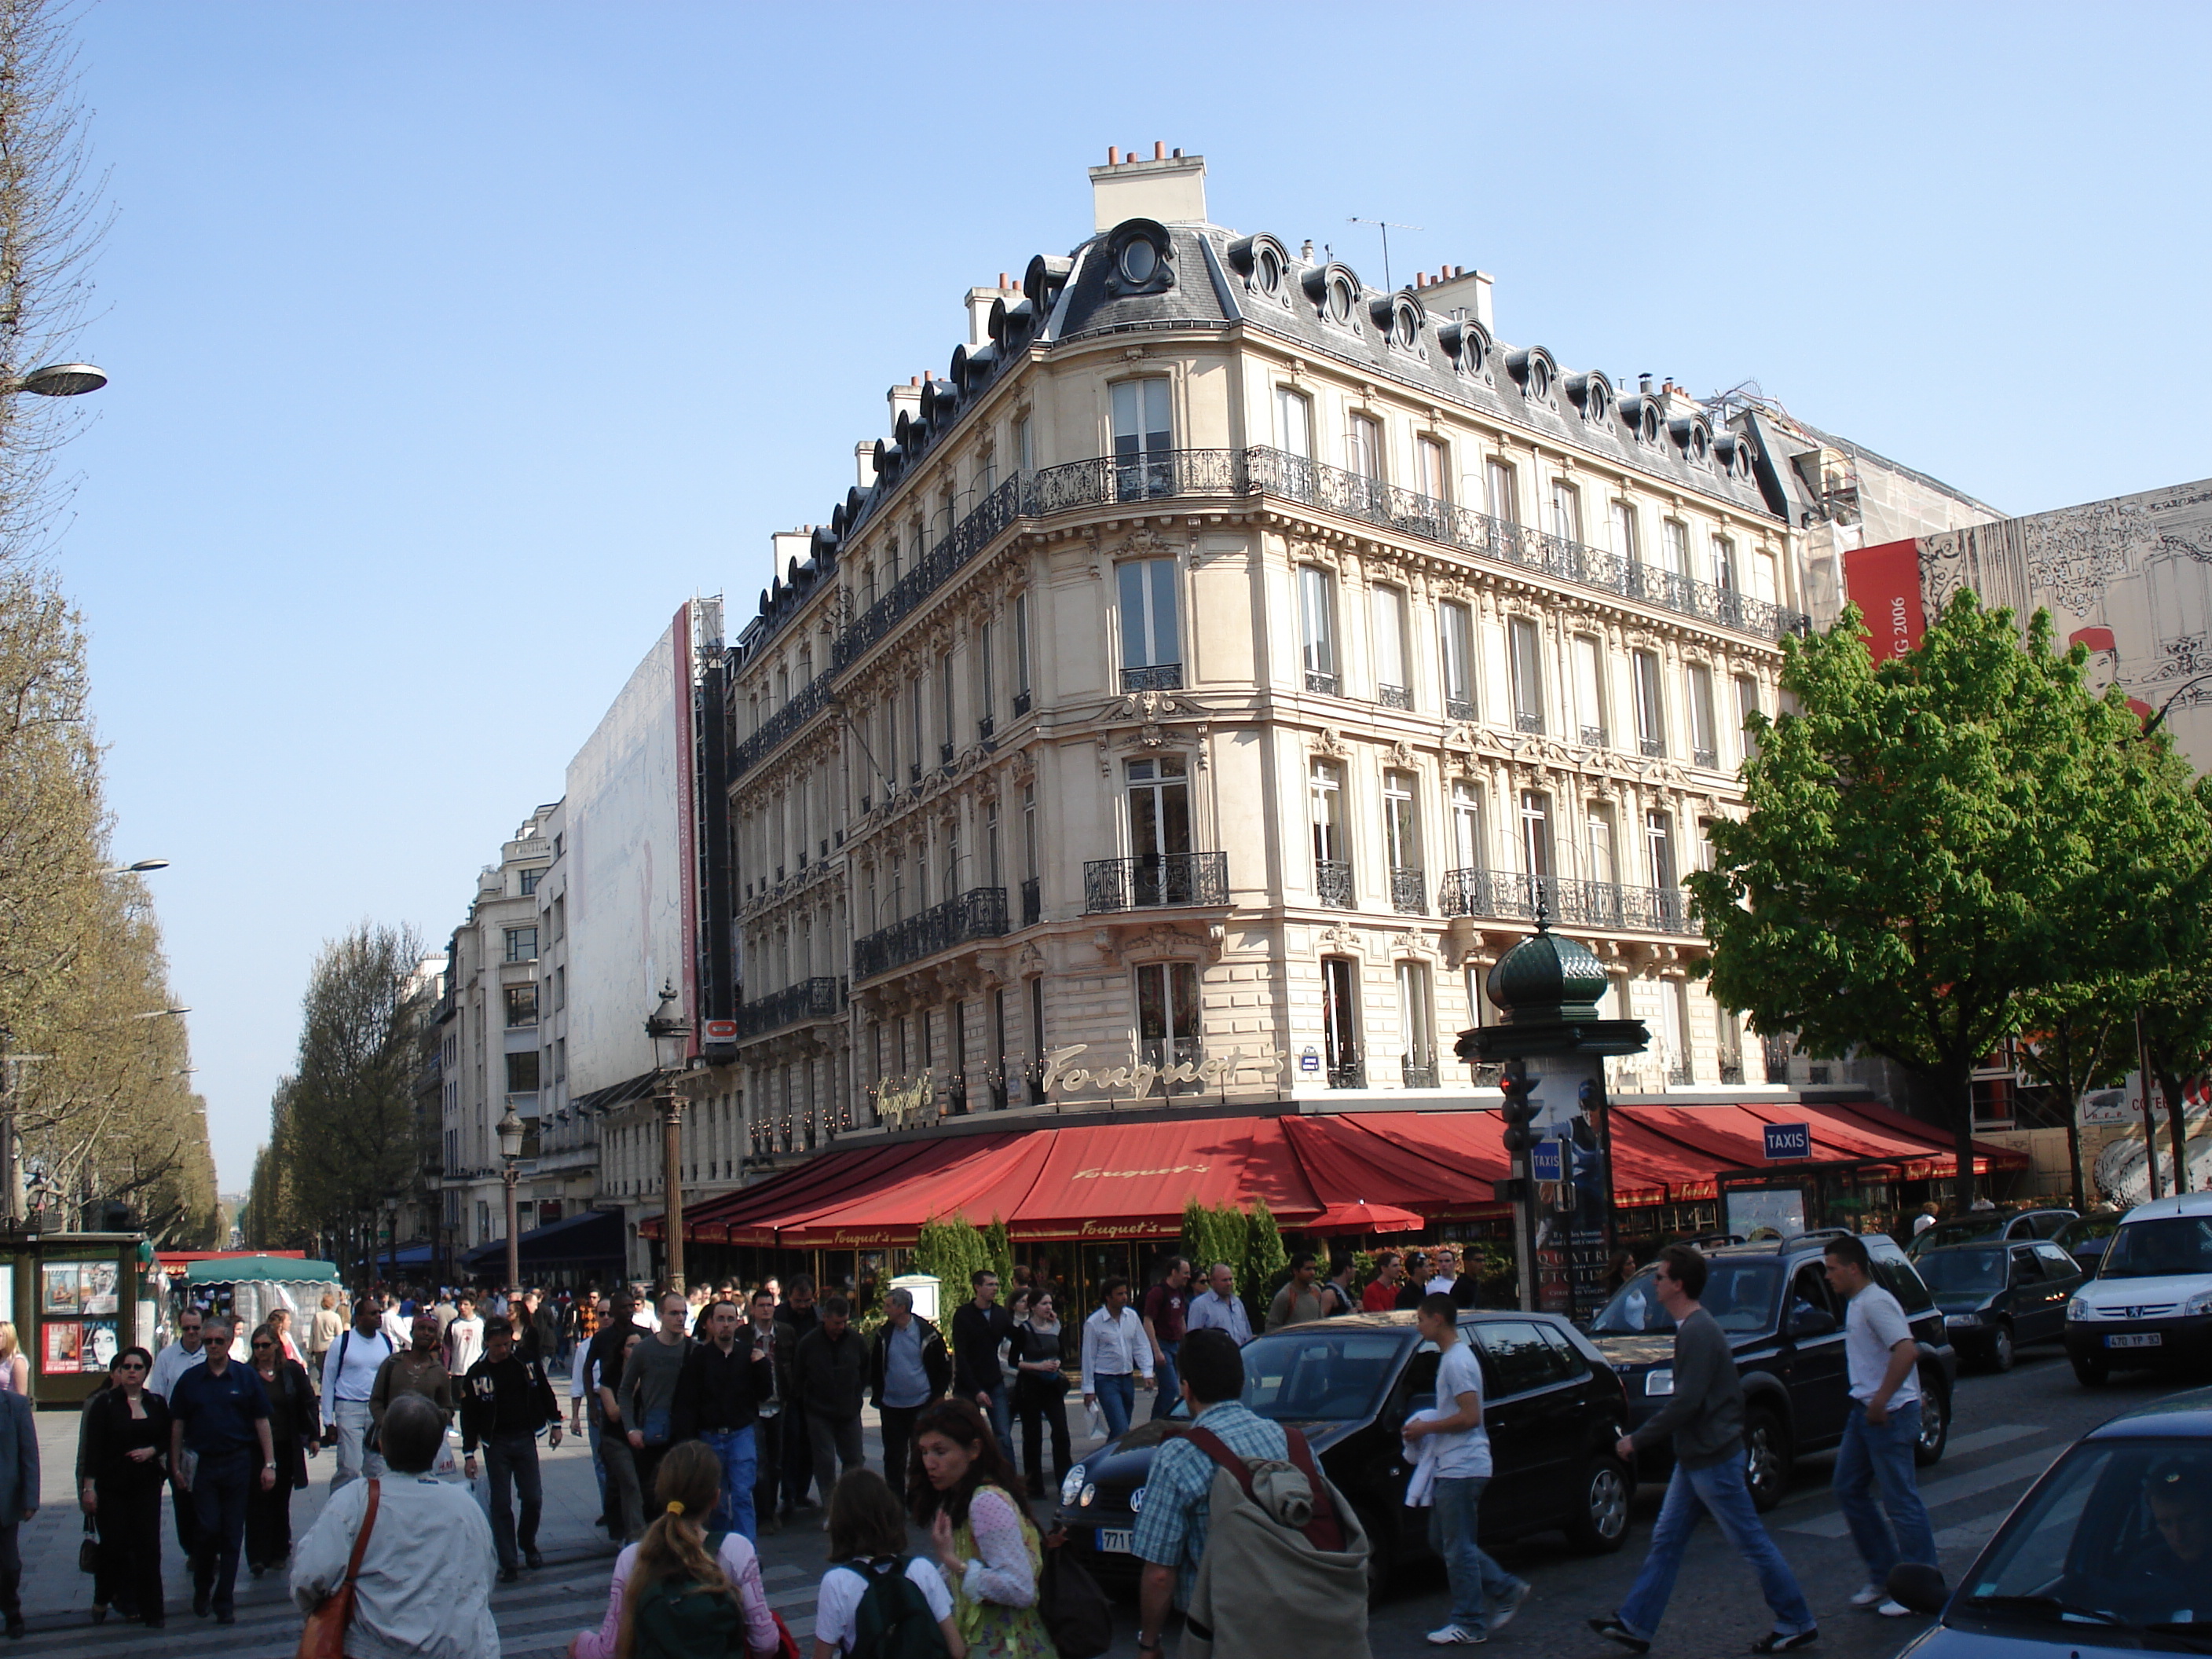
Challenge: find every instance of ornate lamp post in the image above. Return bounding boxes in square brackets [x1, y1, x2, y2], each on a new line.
[646, 982, 692, 1291]
[496, 1105, 524, 1296]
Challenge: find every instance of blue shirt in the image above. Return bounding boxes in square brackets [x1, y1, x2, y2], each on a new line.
[170, 1360, 272, 1457]
[1130, 1399, 1286, 1606]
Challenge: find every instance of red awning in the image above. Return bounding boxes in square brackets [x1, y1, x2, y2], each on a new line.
[1002, 1116, 1324, 1242]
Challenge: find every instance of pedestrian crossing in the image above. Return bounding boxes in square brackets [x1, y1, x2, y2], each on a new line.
[1776, 1419, 2060, 1551]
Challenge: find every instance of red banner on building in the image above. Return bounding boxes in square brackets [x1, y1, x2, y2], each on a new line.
[1843, 538, 1928, 661]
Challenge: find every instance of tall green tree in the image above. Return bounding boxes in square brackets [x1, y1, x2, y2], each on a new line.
[1689, 593, 2209, 1201]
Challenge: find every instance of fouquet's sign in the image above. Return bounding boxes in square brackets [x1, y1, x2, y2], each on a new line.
[873, 1075, 935, 1126]
[1037, 1043, 1291, 1104]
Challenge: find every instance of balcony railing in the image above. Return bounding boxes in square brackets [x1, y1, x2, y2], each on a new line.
[1580, 724, 1606, 746]
[1515, 710, 1543, 734]
[737, 976, 847, 1039]
[836, 473, 1024, 672]
[1327, 1060, 1366, 1090]
[1376, 683, 1410, 710]
[1694, 745, 1719, 768]
[1084, 851, 1229, 914]
[1639, 735, 1664, 757]
[732, 673, 833, 778]
[1446, 696, 1476, 721]
[1389, 866, 1426, 914]
[1306, 668, 1340, 695]
[1436, 868, 1696, 935]
[1121, 663, 1183, 693]
[1020, 876, 1041, 927]
[1402, 1057, 1441, 1089]
[1315, 859, 1354, 908]
[852, 886, 1009, 981]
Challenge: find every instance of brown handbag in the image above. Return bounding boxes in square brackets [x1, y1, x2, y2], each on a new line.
[296, 1478, 379, 1659]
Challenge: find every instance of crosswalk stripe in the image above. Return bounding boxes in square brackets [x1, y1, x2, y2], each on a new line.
[1782, 1448, 2056, 1539]
[1939, 1423, 2048, 1459]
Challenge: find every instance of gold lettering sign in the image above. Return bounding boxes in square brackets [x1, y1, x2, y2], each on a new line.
[1038, 1043, 1291, 1103]
[874, 1075, 935, 1126]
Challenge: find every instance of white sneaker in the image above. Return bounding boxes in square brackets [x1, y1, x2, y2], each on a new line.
[1849, 1585, 1885, 1608]
[1877, 1600, 1912, 1617]
[1491, 1581, 1532, 1632]
[1427, 1626, 1486, 1646]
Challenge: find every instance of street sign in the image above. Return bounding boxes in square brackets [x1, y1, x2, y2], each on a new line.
[1298, 1046, 1320, 1075]
[1762, 1122, 1812, 1161]
[1529, 1139, 1564, 1182]
[2078, 1086, 2135, 1126]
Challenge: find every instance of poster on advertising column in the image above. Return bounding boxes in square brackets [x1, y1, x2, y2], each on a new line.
[1527, 1058, 1617, 1323]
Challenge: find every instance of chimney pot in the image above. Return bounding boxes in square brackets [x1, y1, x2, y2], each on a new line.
[998, 271, 1009, 288]
[911, 375, 921, 386]
[1107, 145, 1119, 165]
[1153, 141, 1166, 160]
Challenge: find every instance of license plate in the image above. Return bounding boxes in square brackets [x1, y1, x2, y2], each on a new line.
[2108, 1332, 2163, 1349]
[1097, 1529, 1133, 1555]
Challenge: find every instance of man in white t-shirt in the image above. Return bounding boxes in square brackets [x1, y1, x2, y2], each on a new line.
[1823, 1236, 1936, 1618]
[1404, 1294, 1530, 1646]
[323, 1296, 398, 1490]
[445, 1293, 485, 1378]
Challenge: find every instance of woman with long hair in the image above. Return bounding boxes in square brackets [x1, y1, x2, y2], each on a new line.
[569, 1438, 779, 1659]
[1010, 1291, 1071, 1493]
[246, 1321, 319, 1576]
[910, 1399, 1053, 1657]
[811, 1470, 963, 1659]
[0, 1324, 27, 1395]
[79, 1347, 170, 1626]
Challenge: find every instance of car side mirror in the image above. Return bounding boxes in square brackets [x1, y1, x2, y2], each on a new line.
[1885, 1562, 1946, 1616]
[1787, 1308, 1838, 1338]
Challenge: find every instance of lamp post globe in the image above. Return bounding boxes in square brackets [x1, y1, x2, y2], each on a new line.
[16, 362, 105, 397]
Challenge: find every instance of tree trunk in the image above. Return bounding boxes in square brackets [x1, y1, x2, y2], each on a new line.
[2064, 1112, 2086, 1214]
[1950, 1062, 1978, 1210]
[2155, 1069, 2192, 1196]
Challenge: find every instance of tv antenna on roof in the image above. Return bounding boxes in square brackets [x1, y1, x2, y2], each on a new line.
[1349, 218, 1421, 292]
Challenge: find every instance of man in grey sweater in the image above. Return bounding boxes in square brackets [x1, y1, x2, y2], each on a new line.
[1591, 1244, 1818, 1655]
[620, 1291, 694, 1507]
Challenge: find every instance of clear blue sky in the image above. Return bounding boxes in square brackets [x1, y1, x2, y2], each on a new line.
[59, 4, 2211, 1189]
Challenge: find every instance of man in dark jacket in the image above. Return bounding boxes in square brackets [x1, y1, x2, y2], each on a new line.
[771, 1276, 820, 1517]
[671, 1296, 775, 1540]
[950, 1269, 1015, 1448]
[866, 1287, 950, 1501]
[459, 1315, 562, 1580]
[793, 1295, 866, 1514]
[0, 1386, 36, 1638]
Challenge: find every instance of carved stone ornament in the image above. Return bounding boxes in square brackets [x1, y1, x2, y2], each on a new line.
[1310, 726, 1350, 759]
[1009, 749, 1036, 783]
[1317, 924, 1360, 954]
[1389, 739, 1419, 771]
[1016, 941, 1047, 975]
[1112, 526, 1186, 562]
[1114, 922, 1219, 965]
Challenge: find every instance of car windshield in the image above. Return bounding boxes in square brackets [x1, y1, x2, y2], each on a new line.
[1240, 1329, 1408, 1421]
[1588, 1259, 1781, 1335]
[1917, 1251, 2007, 1294]
[2058, 1216, 2119, 1249]
[1916, 1217, 2007, 1252]
[1961, 1439, 2212, 1639]
[2100, 1217, 2212, 1281]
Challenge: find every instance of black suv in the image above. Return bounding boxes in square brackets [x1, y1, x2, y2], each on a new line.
[1052, 1309, 1635, 1597]
[1585, 1231, 1957, 1510]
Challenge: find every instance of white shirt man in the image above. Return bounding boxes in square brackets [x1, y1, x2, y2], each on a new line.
[1825, 1236, 1934, 1618]
[324, 1303, 398, 1489]
[445, 1302, 485, 1378]
[148, 1309, 208, 1402]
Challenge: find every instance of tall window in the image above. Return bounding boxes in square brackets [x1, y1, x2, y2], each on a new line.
[1275, 386, 1313, 460]
[1321, 957, 1360, 1086]
[978, 619, 996, 731]
[1551, 479, 1583, 544]
[504, 926, 537, 963]
[986, 803, 1002, 888]
[1518, 790, 1553, 880]
[1310, 760, 1349, 906]
[1013, 416, 1033, 474]
[1661, 519, 1689, 577]
[1646, 811, 1677, 889]
[1118, 558, 1181, 689]
[1573, 635, 1606, 745]
[1735, 676, 1762, 757]
[1029, 978, 1046, 1068]
[1415, 436, 1448, 503]
[1485, 457, 1519, 525]
[909, 678, 925, 778]
[1440, 600, 1476, 720]
[1126, 756, 1192, 906]
[1451, 782, 1486, 870]
[938, 650, 956, 760]
[1012, 591, 1032, 711]
[1134, 961, 1201, 1091]
[1712, 535, 1738, 592]
[1752, 549, 1779, 606]
[1397, 961, 1436, 1086]
[1611, 500, 1639, 563]
[1507, 615, 1544, 733]
[1687, 663, 1719, 767]
[1587, 805, 1618, 886]
[518, 866, 542, 897]
[1023, 784, 1038, 878]
[1632, 650, 1666, 756]
[1384, 770, 1421, 913]
[1111, 377, 1172, 499]
[504, 985, 537, 1027]
[1372, 585, 1411, 708]
[1298, 566, 1339, 694]
[1348, 412, 1383, 482]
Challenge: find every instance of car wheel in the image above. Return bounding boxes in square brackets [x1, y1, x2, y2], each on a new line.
[1988, 1321, 2014, 1372]
[1744, 1406, 1792, 1511]
[2071, 1353, 2109, 1386]
[1564, 1454, 1633, 1554]
[1913, 1378, 1948, 1467]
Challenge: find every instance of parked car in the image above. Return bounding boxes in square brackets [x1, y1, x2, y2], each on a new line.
[1884, 1385, 2212, 1657]
[1917, 1240, 2084, 1371]
[2063, 1191, 2212, 1385]
[1908, 1207, 2081, 1260]
[1586, 1230, 1956, 1510]
[2050, 1212, 2122, 1278]
[1050, 1309, 1634, 1598]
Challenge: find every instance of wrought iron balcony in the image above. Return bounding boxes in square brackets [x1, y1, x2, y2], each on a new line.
[1639, 735, 1664, 757]
[1515, 710, 1543, 734]
[732, 672, 834, 778]
[939, 742, 955, 767]
[1446, 696, 1476, 721]
[1020, 876, 1041, 927]
[1694, 745, 1719, 768]
[977, 716, 994, 742]
[736, 976, 847, 1039]
[1580, 724, 1606, 746]
[1402, 1057, 1441, 1089]
[1013, 689, 1032, 716]
[1718, 1058, 1746, 1085]
[1084, 851, 1229, 914]
[1315, 859, 1354, 908]
[1436, 868, 1696, 935]
[836, 474, 1023, 672]
[1122, 663, 1183, 694]
[1376, 683, 1411, 710]
[851, 886, 1009, 981]
[1327, 1060, 1366, 1090]
[1389, 866, 1426, 914]
[1306, 669, 1340, 695]
[1668, 1057, 1695, 1086]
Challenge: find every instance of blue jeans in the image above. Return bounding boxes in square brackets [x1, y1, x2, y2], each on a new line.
[698, 1426, 758, 1541]
[1430, 1477, 1522, 1633]
[1617, 1459, 1815, 1639]
[1093, 1374, 1135, 1439]
[984, 1381, 1013, 1452]
[585, 1412, 607, 1507]
[1833, 1401, 1935, 1585]
[1149, 1340, 1181, 1421]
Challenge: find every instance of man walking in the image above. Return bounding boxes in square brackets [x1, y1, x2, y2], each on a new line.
[1264, 1254, 1324, 1333]
[169, 1318, 276, 1625]
[1362, 1251, 1407, 1311]
[951, 1269, 1016, 1447]
[320, 1295, 394, 1490]
[1079, 1276, 1153, 1440]
[1140, 1257, 1191, 1423]
[771, 1276, 820, 1516]
[1190, 1262, 1254, 1343]
[621, 1291, 694, 1503]
[796, 1296, 868, 1517]
[460, 1314, 562, 1581]
[1591, 1245, 1817, 1654]
[1320, 1256, 1359, 1317]
[1824, 1236, 1937, 1617]
[0, 1378, 35, 1637]
[307, 1294, 342, 1387]
[745, 1289, 786, 1534]
[445, 1292, 485, 1378]
[585, 1290, 646, 1541]
[1405, 1294, 1528, 1646]
[149, 1306, 209, 1558]
[671, 1297, 774, 1541]
[372, 1311, 456, 1453]
[868, 1286, 949, 1501]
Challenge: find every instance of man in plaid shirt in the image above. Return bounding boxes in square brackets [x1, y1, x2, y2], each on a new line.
[1130, 1329, 1284, 1659]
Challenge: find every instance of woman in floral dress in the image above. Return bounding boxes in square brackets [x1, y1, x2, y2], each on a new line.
[910, 1399, 1054, 1659]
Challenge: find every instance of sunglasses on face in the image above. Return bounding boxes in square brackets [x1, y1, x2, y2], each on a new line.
[251, 1341, 274, 1350]
[118, 1361, 147, 1372]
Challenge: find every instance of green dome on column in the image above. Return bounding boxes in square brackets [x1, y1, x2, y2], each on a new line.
[1486, 912, 1610, 1024]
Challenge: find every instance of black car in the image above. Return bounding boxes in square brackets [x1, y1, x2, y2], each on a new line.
[1908, 1207, 2080, 1260]
[1586, 1230, 1957, 1510]
[2050, 1212, 2122, 1277]
[1051, 1309, 1635, 1597]
[1918, 1239, 2083, 1371]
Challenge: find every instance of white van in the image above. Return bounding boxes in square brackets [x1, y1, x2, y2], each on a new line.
[2063, 1189, 2212, 1384]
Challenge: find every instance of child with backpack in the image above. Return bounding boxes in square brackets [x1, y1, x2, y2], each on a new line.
[812, 1470, 964, 1659]
[570, 1440, 781, 1659]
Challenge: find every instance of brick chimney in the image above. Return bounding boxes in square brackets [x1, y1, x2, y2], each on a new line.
[1087, 144, 1206, 232]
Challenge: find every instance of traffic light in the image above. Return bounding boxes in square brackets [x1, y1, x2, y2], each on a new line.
[1499, 1060, 1542, 1153]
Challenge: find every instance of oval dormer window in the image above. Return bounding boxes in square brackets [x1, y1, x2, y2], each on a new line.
[1689, 424, 1709, 464]
[1525, 357, 1551, 402]
[1256, 245, 1283, 295]
[1586, 379, 1609, 422]
[1119, 238, 1158, 285]
[1328, 276, 1355, 324]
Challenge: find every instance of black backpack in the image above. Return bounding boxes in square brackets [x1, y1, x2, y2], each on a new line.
[634, 1532, 750, 1659]
[836, 1556, 949, 1659]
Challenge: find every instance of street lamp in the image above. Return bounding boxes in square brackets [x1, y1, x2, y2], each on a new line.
[381, 1192, 399, 1287]
[101, 859, 169, 875]
[2, 362, 106, 397]
[645, 981, 692, 1291]
[496, 1104, 525, 1297]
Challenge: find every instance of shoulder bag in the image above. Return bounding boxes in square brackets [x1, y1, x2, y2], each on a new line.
[296, 1477, 379, 1659]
